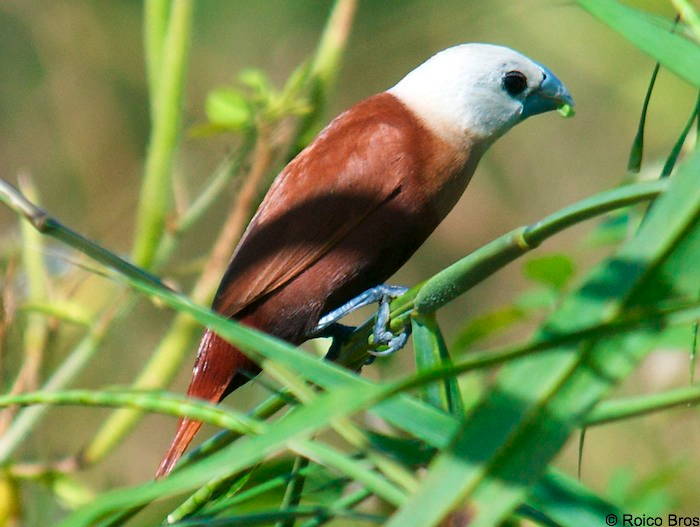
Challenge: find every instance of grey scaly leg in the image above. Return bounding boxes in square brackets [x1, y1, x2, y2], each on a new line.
[311, 285, 410, 359]
[314, 285, 408, 332]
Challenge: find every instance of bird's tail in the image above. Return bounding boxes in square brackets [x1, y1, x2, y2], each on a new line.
[155, 329, 259, 478]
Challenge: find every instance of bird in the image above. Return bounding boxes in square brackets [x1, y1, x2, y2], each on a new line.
[155, 43, 574, 478]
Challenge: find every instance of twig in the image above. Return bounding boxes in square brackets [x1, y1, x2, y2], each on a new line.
[0, 176, 51, 431]
[194, 129, 273, 300]
[132, 0, 194, 269]
[144, 0, 172, 106]
[0, 179, 169, 291]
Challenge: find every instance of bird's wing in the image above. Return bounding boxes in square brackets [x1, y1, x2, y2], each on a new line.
[212, 94, 419, 317]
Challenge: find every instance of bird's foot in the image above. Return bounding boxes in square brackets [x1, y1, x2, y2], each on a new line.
[313, 284, 409, 361]
[369, 292, 412, 358]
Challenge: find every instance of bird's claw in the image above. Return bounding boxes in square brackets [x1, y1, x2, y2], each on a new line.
[368, 292, 411, 357]
[313, 284, 410, 360]
[315, 284, 408, 332]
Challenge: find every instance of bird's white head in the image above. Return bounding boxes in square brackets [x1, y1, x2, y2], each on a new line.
[388, 43, 573, 143]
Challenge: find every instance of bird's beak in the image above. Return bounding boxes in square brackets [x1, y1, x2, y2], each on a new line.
[521, 66, 574, 119]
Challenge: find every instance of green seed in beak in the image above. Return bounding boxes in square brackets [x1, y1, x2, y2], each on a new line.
[558, 103, 575, 118]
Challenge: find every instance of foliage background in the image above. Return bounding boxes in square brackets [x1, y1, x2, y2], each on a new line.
[0, 0, 698, 524]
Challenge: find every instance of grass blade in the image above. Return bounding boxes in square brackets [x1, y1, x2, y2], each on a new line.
[577, 0, 700, 88]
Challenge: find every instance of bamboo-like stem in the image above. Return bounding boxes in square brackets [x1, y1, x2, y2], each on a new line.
[0, 389, 264, 434]
[294, 0, 358, 145]
[132, 0, 194, 269]
[144, 0, 172, 108]
[274, 456, 310, 527]
[6, 176, 50, 395]
[334, 178, 669, 369]
[390, 299, 700, 399]
[584, 384, 700, 426]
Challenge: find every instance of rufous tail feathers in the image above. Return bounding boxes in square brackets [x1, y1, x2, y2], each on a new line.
[155, 330, 258, 478]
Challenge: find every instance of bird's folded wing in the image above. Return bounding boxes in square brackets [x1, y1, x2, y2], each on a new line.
[212, 95, 417, 317]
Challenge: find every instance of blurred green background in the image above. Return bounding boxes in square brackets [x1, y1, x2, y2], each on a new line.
[0, 0, 698, 522]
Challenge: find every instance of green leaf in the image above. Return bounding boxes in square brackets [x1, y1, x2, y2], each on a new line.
[48, 474, 96, 510]
[452, 306, 526, 352]
[606, 465, 678, 514]
[523, 253, 576, 291]
[19, 299, 92, 326]
[238, 68, 272, 94]
[205, 88, 251, 130]
[577, 0, 700, 87]
[411, 313, 464, 415]
[528, 470, 624, 527]
[584, 210, 631, 247]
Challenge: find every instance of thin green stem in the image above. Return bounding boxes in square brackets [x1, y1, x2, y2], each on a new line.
[627, 62, 660, 173]
[0, 179, 167, 290]
[144, 0, 172, 106]
[14, 177, 50, 392]
[334, 179, 669, 368]
[289, 439, 407, 507]
[672, 0, 700, 41]
[297, 487, 372, 527]
[584, 384, 700, 426]
[0, 306, 123, 463]
[153, 137, 254, 269]
[0, 389, 263, 434]
[132, 0, 194, 269]
[293, 0, 357, 147]
[168, 506, 383, 526]
[274, 456, 310, 527]
[661, 92, 700, 178]
[391, 300, 700, 398]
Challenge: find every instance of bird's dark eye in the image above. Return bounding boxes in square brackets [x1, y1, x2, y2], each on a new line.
[502, 70, 528, 96]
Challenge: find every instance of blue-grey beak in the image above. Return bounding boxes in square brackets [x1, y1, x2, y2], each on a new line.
[521, 65, 574, 119]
